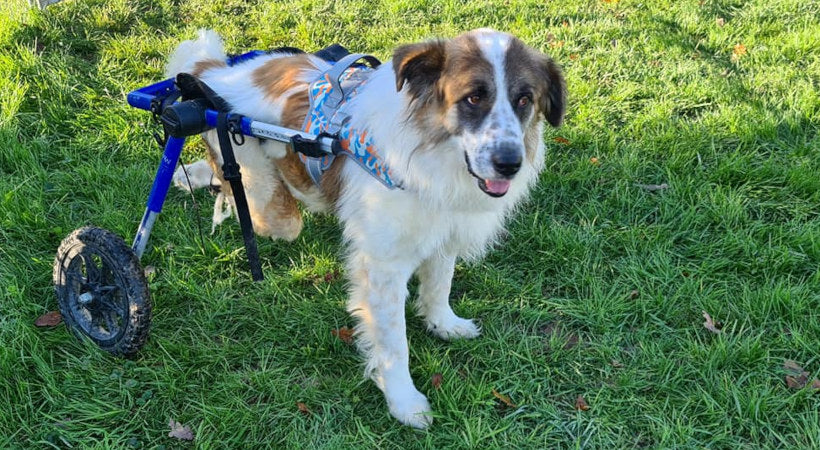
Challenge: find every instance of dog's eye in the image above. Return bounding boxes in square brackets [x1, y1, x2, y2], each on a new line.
[465, 94, 482, 106]
[516, 95, 531, 108]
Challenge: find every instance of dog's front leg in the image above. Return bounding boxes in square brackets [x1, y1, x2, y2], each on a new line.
[347, 254, 433, 428]
[416, 254, 480, 340]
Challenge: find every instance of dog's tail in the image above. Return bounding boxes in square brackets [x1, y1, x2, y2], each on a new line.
[165, 29, 226, 78]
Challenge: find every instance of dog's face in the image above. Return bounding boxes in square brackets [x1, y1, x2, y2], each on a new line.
[393, 29, 566, 197]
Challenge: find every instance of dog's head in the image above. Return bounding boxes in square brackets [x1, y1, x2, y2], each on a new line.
[393, 29, 566, 197]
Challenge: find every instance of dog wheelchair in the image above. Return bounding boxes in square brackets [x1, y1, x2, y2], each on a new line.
[53, 47, 380, 356]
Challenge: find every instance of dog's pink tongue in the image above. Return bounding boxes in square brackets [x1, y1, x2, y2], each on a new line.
[485, 179, 511, 195]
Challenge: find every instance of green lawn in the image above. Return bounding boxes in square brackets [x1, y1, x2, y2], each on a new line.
[1, 0, 819, 447]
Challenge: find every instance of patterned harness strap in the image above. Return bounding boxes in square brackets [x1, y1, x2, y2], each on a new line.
[300, 54, 401, 190]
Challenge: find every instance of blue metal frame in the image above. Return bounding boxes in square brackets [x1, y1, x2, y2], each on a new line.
[126, 51, 336, 260]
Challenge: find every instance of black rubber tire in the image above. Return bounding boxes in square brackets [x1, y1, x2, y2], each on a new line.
[53, 226, 151, 356]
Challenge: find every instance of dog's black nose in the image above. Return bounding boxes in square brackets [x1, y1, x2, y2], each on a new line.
[491, 148, 522, 177]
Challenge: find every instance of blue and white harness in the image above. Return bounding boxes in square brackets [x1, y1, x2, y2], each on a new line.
[298, 53, 400, 189]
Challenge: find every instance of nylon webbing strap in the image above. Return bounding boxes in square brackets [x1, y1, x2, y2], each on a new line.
[324, 53, 382, 109]
[216, 112, 264, 281]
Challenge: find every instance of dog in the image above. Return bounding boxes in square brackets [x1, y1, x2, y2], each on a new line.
[166, 28, 565, 428]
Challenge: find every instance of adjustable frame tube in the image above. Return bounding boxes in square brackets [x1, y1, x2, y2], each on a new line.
[132, 136, 186, 259]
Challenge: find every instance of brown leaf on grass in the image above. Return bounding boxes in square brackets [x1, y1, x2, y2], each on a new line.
[168, 419, 194, 441]
[331, 326, 354, 345]
[786, 375, 807, 389]
[296, 402, 311, 416]
[575, 395, 590, 411]
[702, 311, 721, 334]
[35, 311, 62, 327]
[553, 136, 570, 145]
[783, 360, 820, 391]
[589, 157, 600, 166]
[431, 373, 443, 389]
[492, 389, 516, 408]
[549, 40, 565, 49]
[716, 17, 725, 27]
[784, 359, 805, 375]
[569, 53, 579, 60]
[561, 21, 569, 28]
[731, 43, 747, 62]
[323, 269, 340, 283]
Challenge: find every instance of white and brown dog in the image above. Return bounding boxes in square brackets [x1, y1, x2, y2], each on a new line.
[166, 28, 565, 428]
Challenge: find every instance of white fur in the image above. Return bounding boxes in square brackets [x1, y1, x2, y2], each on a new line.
[166, 29, 551, 429]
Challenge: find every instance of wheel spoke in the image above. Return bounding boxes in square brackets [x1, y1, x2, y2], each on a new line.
[81, 251, 101, 283]
[100, 293, 126, 317]
[103, 311, 118, 334]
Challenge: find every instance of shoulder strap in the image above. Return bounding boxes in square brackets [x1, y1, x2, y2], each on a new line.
[323, 53, 381, 109]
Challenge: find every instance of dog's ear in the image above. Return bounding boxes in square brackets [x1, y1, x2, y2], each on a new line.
[538, 56, 567, 127]
[392, 40, 446, 94]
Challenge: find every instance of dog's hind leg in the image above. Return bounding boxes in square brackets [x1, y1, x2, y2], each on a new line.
[415, 254, 480, 340]
[204, 137, 303, 241]
[346, 252, 433, 428]
[249, 175, 302, 241]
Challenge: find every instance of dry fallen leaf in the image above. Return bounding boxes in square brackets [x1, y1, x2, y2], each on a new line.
[784, 359, 804, 375]
[569, 53, 579, 60]
[590, 157, 600, 166]
[331, 327, 354, 345]
[783, 360, 820, 391]
[702, 311, 721, 334]
[35, 311, 62, 327]
[296, 402, 311, 416]
[549, 40, 565, 49]
[732, 43, 747, 62]
[168, 419, 194, 441]
[553, 136, 571, 145]
[716, 17, 725, 27]
[575, 395, 590, 411]
[492, 389, 516, 408]
[561, 21, 569, 28]
[431, 373, 443, 390]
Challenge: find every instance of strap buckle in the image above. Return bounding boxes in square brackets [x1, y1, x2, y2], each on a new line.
[290, 132, 338, 158]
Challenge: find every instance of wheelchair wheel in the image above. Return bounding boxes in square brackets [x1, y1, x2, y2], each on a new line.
[53, 226, 151, 356]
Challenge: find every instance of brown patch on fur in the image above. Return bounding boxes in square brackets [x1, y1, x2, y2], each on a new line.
[394, 34, 497, 147]
[191, 59, 226, 77]
[252, 175, 303, 241]
[275, 151, 316, 196]
[504, 38, 566, 128]
[280, 90, 310, 130]
[252, 54, 316, 103]
[319, 157, 345, 209]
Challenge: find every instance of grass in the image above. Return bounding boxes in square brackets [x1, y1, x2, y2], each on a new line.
[1, 0, 819, 447]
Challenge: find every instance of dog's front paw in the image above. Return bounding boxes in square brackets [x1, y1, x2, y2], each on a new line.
[427, 313, 481, 341]
[387, 388, 433, 429]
